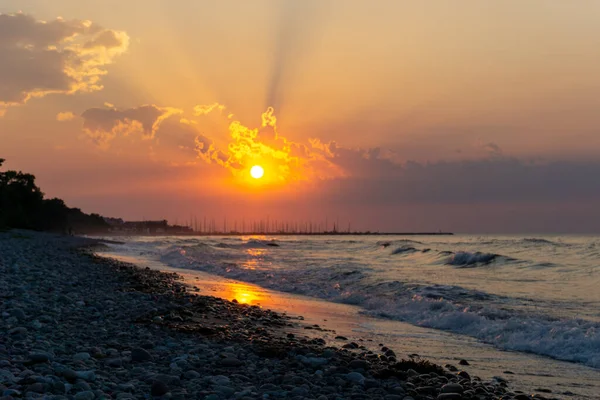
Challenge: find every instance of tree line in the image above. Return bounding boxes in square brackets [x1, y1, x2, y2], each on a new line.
[0, 158, 109, 233]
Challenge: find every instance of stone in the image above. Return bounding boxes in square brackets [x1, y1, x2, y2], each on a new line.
[183, 370, 201, 379]
[457, 371, 470, 380]
[441, 383, 464, 394]
[154, 374, 180, 386]
[214, 385, 235, 396]
[211, 375, 231, 386]
[458, 359, 469, 365]
[76, 370, 96, 382]
[290, 387, 309, 396]
[8, 327, 27, 336]
[62, 369, 78, 382]
[28, 352, 50, 364]
[219, 357, 243, 367]
[151, 381, 169, 397]
[9, 309, 26, 320]
[26, 383, 45, 393]
[437, 394, 462, 400]
[74, 391, 96, 400]
[364, 379, 380, 389]
[349, 360, 369, 370]
[73, 352, 91, 361]
[131, 348, 153, 362]
[106, 358, 122, 367]
[345, 372, 365, 384]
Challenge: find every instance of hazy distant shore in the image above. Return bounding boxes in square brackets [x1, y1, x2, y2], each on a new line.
[88, 232, 455, 237]
[0, 230, 533, 399]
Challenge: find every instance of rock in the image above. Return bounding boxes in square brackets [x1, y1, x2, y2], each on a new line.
[345, 372, 365, 384]
[290, 387, 309, 396]
[458, 359, 470, 365]
[183, 370, 201, 379]
[2, 389, 21, 397]
[9, 309, 26, 320]
[26, 383, 45, 393]
[53, 380, 65, 393]
[335, 336, 348, 341]
[364, 379, 380, 389]
[441, 383, 464, 394]
[219, 357, 243, 367]
[75, 381, 92, 391]
[8, 327, 27, 336]
[75, 370, 96, 382]
[210, 375, 231, 386]
[153, 374, 180, 386]
[73, 352, 91, 361]
[62, 369, 78, 382]
[131, 348, 153, 362]
[457, 371, 470, 380]
[74, 391, 95, 400]
[151, 381, 169, 397]
[349, 360, 369, 370]
[106, 358, 122, 367]
[28, 352, 50, 364]
[214, 385, 235, 396]
[437, 394, 462, 400]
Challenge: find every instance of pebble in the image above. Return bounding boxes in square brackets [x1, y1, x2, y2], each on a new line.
[131, 348, 153, 362]
[28, 352, 51, 363]
[73, 352, 91, 361]
[345, 372, 365, 384]
[74, 391, 95, 400]
[151, 380, 169, 396]
[441, 383, 464, 394]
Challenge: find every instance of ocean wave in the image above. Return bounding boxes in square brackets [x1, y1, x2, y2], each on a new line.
[158, 244, 600, 368]
[445, 251, 500, 266]
[520, 238, 561, 246]
[391, 246, 418, 255]
[359, 295, 600, 368]
[377, 239, 423, 247]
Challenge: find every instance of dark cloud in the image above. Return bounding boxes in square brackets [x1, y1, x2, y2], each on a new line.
[315, 154, 600, 206]
[0, 13, 128, 113]
[81, 105, 182, 147]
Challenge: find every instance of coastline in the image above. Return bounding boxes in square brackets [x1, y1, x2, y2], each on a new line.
[0, 231, 548, 399]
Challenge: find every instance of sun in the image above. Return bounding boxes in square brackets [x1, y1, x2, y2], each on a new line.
[250, 165, 264, 179]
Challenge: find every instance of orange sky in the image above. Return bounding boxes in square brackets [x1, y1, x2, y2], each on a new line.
[1, 1, 600, 232]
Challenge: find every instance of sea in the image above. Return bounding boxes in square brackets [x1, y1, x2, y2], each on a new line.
[99, 234, 600, 399]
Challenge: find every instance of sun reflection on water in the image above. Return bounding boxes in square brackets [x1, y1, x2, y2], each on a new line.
[220, 282, 264, 305]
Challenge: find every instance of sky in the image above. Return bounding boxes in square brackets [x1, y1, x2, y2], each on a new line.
[1, 0, 600, 233]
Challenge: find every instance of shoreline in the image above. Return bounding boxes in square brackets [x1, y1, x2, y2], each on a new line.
[0, 230, 548, 399]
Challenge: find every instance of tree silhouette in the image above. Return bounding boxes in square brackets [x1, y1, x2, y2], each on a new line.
[0, 158, 109, 233]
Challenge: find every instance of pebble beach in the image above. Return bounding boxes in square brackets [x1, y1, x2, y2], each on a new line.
[0, 231, 553, 400]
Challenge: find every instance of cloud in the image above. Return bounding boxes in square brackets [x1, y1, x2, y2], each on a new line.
[194, 106, 344, 182]
[313, 156, 600, 207]
[56, 111, 76, 121]
[193, 102, 225, 116]
[0, 12, 128, 114]
[81, 104, 182, 147]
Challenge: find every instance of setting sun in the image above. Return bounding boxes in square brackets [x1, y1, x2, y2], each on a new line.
[250, 165, 264, 179]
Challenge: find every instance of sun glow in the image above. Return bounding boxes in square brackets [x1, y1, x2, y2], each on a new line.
[250, 165, 264, 179]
